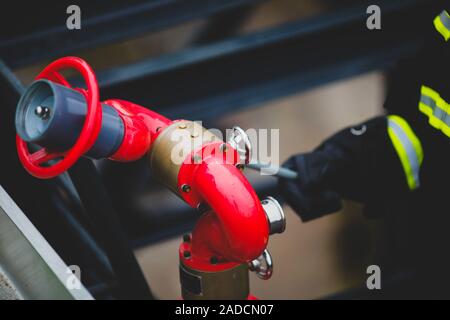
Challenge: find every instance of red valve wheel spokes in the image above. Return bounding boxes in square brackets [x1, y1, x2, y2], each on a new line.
[16, 57, 102, 179]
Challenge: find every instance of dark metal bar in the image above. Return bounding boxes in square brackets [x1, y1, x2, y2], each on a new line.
[192, 4, 255, 45]
[95, 0, 431, 121]
[1, 0, 263, 68]
[69, 158, 154, 299]
[51, 194, 115, 283]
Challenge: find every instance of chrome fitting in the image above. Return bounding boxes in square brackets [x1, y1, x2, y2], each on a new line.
[261, 196, 286, 235]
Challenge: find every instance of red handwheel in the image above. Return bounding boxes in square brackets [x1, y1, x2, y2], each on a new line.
[16, 57, 102, 179]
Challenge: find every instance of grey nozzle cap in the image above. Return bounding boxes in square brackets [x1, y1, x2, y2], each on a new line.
[15, 80, 56, 143]
[15, 79, 124, 159]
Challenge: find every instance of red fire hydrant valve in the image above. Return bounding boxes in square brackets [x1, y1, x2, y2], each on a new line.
[14, 57, 286, 300]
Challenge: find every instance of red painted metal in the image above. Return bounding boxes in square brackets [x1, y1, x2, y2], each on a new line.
[105, 99, 172, 162]
[178, 143, 269, 268]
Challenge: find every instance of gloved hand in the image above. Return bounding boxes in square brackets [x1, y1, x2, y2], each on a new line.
[278, 152, 342, 221]
[278, 116, 398, 221]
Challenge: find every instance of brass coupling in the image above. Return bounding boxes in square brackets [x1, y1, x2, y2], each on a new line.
[149, 120, 221, 194]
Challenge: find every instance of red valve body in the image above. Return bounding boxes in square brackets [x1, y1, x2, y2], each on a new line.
[106, 100, 269, 271]
[16, 57, 270, 282]
[178, 154, 269, 269]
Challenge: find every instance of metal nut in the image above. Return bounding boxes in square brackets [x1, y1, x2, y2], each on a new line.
[248, 249, 273, 280]
[181, 184, 191, 193]
[210, 256, 219, 265]
[261, 196, 286, 235]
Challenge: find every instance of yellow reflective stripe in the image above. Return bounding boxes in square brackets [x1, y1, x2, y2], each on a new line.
[421, 85, 441, 101]
[387, 115, 423, 190]
[434, 10, 450, 41]
[418, 101, 433, 117]
[391, 115, 424, 165]
[387, 128, 416, 189]
[419, 85, 450, 138]
[443, 125, 450, 138]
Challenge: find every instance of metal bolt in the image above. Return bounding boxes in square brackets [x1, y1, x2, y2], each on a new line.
[181, 184, 191, 193]
[248, 259, 260, 272]
[210, 256, 218, 265]
[183, 234, 191, 243]
[35, 106, 51, 120]
[183, 251, 191, 259]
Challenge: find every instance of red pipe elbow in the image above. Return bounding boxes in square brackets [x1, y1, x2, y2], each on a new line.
[105, 99, 173, 162]
[179, 152, 269, 265]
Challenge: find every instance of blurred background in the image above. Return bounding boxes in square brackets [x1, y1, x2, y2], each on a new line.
[0, 0, 438, 299]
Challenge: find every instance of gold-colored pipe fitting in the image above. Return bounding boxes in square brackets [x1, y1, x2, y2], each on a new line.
[149, 120, 221, 194]
[180, 263, 249, 300]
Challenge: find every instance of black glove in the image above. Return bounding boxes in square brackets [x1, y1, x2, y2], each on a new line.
[278, 152, 342, 222]
[279, 116, 404, 221]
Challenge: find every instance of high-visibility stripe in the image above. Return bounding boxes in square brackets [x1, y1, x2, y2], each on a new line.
[387, 115, 423, 191]
[418, 85, 450, 138]
[434, 10, 450, 41]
